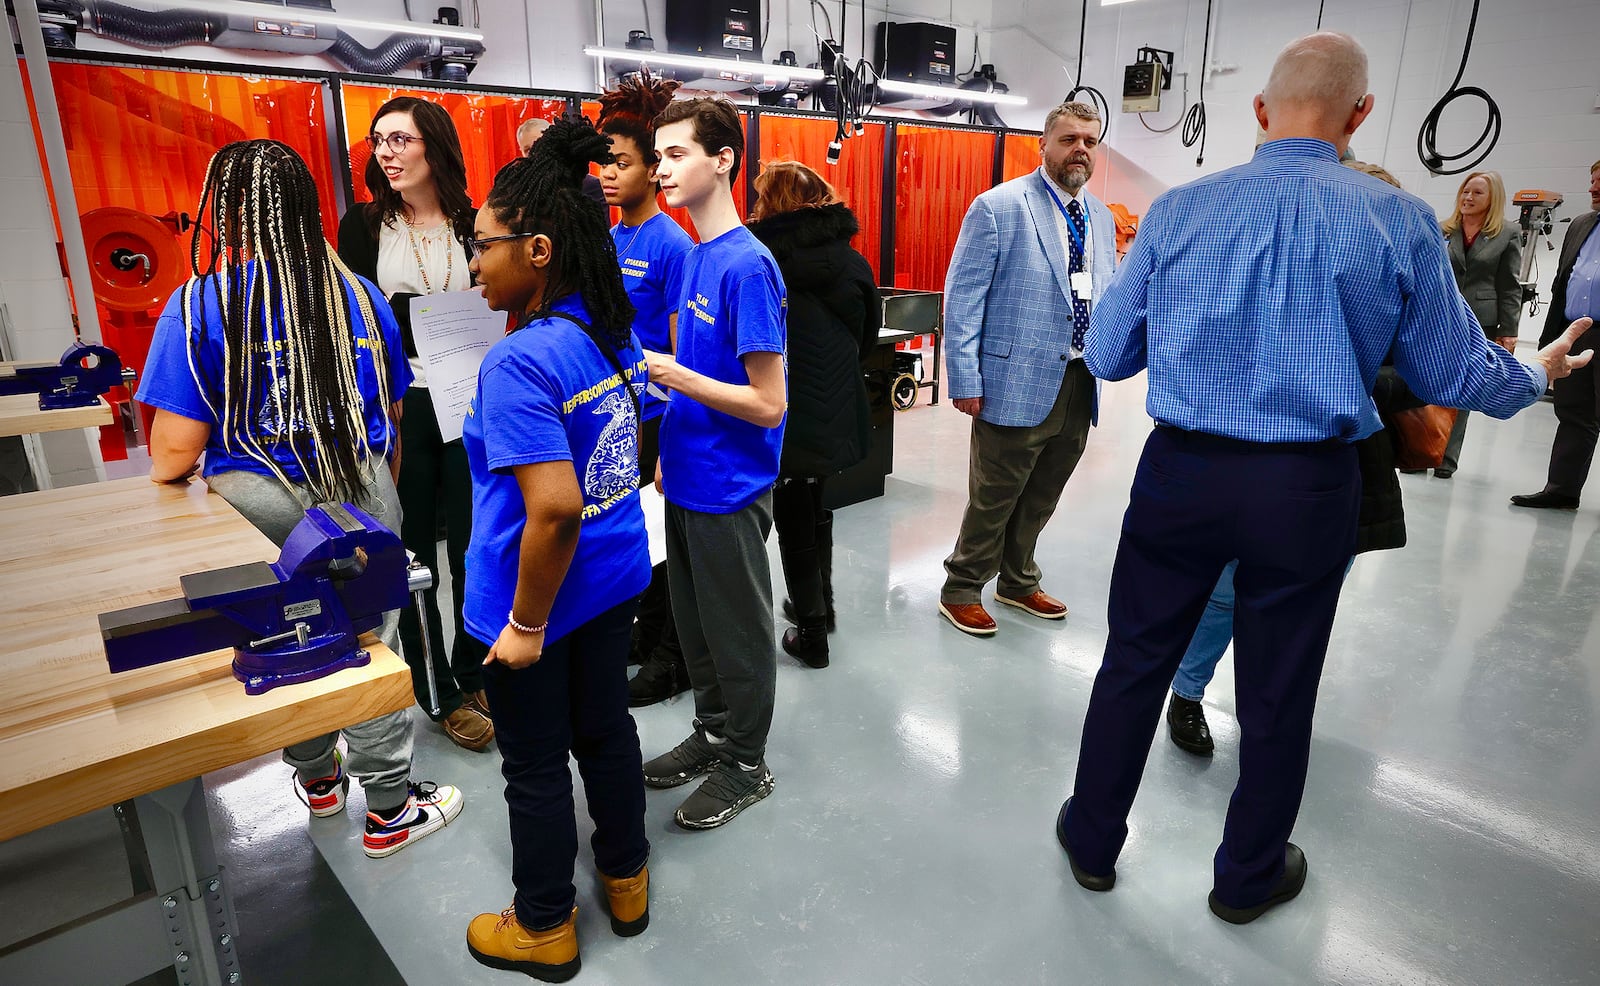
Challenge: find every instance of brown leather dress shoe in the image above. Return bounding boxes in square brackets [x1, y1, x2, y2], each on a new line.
[938, 601, 998, 636]
[442, 703, 495, 751]
[995, 590, 1069, 620]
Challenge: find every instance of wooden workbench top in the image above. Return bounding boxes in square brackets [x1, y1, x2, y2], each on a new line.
[0, 392, 114, 438]
[0, 476, 412, 842]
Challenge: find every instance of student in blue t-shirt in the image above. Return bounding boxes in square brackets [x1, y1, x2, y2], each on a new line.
[137, 139, 463, 860]
[597, 70, 697, 707]
[639, 98, 789, 832]
[459, 119, 653, 980]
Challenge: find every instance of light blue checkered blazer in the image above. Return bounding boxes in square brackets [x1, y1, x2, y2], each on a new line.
[943, 168, 1116, 428]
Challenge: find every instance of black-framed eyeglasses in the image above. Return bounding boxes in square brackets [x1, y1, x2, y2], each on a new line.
[468, 233, 536, 260]
[365, 132, 423, 155]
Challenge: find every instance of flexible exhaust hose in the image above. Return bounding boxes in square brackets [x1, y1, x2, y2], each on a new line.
[89, 0, 223, 47]
[327, 32, 436, 75]
[83, 0, 460, 75]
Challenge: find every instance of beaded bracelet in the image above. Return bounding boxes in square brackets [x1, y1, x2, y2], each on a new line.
[507, 611, 548, 635]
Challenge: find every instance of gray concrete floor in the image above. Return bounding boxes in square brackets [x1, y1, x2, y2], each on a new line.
[5, 372, 1599, 985]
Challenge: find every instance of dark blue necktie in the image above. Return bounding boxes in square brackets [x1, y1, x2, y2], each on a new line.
[1066, 198, 1089, 353]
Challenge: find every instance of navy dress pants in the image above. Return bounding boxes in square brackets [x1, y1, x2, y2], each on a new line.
[1063, 426, 1359, 908]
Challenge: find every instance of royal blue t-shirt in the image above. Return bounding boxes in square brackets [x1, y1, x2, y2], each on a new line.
[612, 211, 693, 422]
[658, 225, 787, 513]
[461, 295, 652, 647]
[137, 265, 411, 483]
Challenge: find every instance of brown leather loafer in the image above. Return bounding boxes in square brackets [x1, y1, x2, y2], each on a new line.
[995, 590, 1069, 620]
[938, 601, 998, 636]
[464, 689, 493, 720]
[442, 703, 495, 752]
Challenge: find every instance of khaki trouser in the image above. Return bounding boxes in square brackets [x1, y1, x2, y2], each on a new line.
[942, 360, 1094, 604]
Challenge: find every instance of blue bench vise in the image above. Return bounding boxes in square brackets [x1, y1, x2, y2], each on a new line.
[99, 503, 411, 694]
[0, 340, 135, 410]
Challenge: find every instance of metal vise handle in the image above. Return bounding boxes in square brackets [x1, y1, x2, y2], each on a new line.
[406, 556, 441, 718]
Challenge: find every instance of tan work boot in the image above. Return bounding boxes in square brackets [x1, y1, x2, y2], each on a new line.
[441, 703, 494, 751]
[601, 864, 650, 936]
[466, 905, 579, 982]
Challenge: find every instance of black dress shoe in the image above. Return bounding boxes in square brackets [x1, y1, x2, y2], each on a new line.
[1432, 468, 1454, 479]
[1055, 799, 1115, 892]
[1209, 843, 1308, 924]
[1509, 490, 1579, 510]
[1167, 694, 1215, 757]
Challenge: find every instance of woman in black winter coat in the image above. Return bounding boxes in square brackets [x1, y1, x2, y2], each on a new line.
[747, 162, 882, 669]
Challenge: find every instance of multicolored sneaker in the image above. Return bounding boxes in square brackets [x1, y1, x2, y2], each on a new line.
[363, 781, 464, 858]
[298, 749, 349, 818]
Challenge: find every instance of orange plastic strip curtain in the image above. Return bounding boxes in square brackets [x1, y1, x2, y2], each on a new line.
[341, 85, 565, 207]
[756, 115, 885, 282]
[1001, 132, 1042, 183]
[893, 125, 997, 292]
[49, 62, 340, 247]
[44, 62, 341, 459]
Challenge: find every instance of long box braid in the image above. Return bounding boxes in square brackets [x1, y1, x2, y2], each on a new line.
[182, 140, 392, 506]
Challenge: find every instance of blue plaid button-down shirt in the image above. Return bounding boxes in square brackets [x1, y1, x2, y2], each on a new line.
[1087, 138, 1546, 442]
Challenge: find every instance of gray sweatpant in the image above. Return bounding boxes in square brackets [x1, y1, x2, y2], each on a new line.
[664, 493, 776, 768]
[205, 465, 415, 814]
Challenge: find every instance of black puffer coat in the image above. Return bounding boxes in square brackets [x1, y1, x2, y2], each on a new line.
[747, 203, 882, 477]
[1359, 366, 1424, 554]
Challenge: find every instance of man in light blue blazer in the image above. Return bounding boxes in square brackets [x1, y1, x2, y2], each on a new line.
[938, 100, 1117, 636]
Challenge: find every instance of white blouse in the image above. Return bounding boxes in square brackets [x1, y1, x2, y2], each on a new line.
[376, 216, 465, 388]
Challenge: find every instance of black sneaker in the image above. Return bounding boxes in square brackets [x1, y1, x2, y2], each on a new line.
[674, 760, 774, 830]
[642, 730, 720, 789]
[628, 656, 689, 707]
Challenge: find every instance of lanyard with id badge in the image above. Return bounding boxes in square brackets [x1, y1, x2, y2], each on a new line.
[1042, 181, 1094, 303]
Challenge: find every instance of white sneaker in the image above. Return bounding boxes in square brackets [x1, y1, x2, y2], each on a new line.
[362, 782, 464, 858]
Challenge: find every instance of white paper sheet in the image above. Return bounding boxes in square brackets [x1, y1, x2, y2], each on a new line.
[409, 291, 506, 443]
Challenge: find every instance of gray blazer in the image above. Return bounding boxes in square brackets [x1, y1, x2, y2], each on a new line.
[1446, 223, 1522, 339]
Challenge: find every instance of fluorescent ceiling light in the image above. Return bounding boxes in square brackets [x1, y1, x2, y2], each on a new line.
[1102, 0, 1141, 6]
[584, 46, 826, 82]
[877, 78, 1027, 106]
[136, 0, 485, 41]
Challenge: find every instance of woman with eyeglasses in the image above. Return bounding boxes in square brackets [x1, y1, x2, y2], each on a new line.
[460, 118, 651, 981]
[337, 96, 494, 753]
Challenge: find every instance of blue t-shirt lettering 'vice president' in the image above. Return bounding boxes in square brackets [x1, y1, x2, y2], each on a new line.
[613, 211, 693, 422]
[137, 265, 411, 482]
[461, 295, 652, 648]
[658, 224, 787, 514]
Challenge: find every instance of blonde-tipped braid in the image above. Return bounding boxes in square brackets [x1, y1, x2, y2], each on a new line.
[182, 140, 394, 506]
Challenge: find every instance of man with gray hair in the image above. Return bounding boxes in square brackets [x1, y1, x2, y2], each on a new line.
[937, 100, 1117, 636]
[1055, 32, 1593, 923]
[516, 116, 605, 205]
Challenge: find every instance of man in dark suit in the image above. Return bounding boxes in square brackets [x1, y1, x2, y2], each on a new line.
[1512, 158, 1600, 510]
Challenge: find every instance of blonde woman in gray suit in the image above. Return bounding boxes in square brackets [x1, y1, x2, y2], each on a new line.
[1433, 170, 1523, 478]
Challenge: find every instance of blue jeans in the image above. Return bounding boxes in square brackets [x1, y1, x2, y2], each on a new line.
[1171, 555, 1357, 703]
[1171, 560, 1239, 702]
[482, 596, 650, 930]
